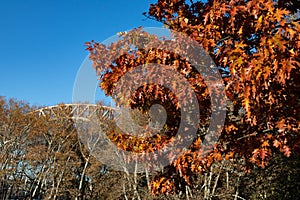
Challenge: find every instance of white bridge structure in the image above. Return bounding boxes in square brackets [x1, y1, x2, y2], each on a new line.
[33, 103, 115, 121]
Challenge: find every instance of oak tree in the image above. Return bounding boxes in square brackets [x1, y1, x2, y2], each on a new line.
[92, 0, 299, 195]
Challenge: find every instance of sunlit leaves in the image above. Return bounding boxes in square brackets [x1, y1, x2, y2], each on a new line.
[86, 0, 300, 195]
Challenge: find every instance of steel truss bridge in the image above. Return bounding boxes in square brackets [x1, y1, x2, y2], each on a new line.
[32, 103, 115, 121]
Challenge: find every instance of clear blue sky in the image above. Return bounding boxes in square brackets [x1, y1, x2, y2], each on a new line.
[0, 0, 161, 106]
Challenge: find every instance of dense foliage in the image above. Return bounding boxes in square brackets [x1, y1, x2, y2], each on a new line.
[86, 0, 300, 195]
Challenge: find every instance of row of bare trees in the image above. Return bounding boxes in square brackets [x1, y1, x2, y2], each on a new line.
[0, 97, 122, 199]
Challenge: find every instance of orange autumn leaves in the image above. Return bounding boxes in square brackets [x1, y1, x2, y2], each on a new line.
[86, 0, 299, 195]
